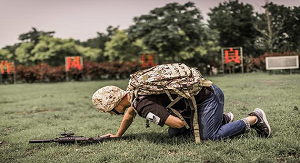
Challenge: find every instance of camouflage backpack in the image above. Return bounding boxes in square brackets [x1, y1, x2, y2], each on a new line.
[126, 63, 213, 143]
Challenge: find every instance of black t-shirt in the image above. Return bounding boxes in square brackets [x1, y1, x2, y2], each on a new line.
[134, 87, 212, 127]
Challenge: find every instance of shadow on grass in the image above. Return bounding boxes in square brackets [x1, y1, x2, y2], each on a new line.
[135, 132, 194, 145]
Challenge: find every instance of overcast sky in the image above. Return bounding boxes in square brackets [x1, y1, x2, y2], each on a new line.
[0, 0, 299, 49]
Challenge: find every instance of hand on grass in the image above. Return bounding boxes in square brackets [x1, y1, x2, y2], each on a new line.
[100, 133, 119, 138]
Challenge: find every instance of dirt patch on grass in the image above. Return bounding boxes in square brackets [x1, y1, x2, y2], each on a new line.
[5, 107, 62, 115]
[0, 100, 14, 104]
[276, 150, 299, 162]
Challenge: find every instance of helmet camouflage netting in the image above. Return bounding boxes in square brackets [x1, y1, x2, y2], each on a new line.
[92, 86, 127, 112]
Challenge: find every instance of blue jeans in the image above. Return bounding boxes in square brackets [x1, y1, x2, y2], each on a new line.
[168, 85, 246, 140]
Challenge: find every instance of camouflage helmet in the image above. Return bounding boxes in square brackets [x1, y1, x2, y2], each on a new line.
[92, 86, 127, 112]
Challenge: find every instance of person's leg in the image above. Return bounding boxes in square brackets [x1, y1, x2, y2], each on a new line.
[168, 112, 234, 137]
[222, 112, 234, 125]
[198, 85, 249, 140]
[168, 126, 191, 137]
[168, 117, 191, 137]
[249, 108, 271, 137]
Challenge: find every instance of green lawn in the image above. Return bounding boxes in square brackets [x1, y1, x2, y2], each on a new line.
[0, 73, 300, 163]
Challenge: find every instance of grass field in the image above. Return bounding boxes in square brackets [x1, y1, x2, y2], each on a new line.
[0, 73, 300, 163]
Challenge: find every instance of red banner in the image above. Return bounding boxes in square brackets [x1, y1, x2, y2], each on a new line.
[0, 60, 14, 74]
[224, 48, 241, 64]
[65, 56, 83, 71]
[141, 53, 157, 68]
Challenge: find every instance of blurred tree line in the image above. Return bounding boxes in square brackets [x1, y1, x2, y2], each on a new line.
[0, 0, 299, 70]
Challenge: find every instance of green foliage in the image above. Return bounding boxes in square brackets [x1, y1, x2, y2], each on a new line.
[208, 0, 258, 56]
[82, 26, 118, 49]
[253, 3, 291, 53]
[181, 27, 221, 67]
[1, 74, 300, 162]
[76, 46, 101, 62]
[128, 2, 205, 63]
[2, 44, 20, 59]
[132, 39, 149, 52]
[15, 42, 35, 65]
[18, 27, 55, 44]
[104, 30, 142, 62]
[15, 36, 101, 66]
[80, 26, 119, 62]
[254, 3, 300, 53]
[0, 49, 13, 60]
[265, 3, 293, 52]
[287, 6, 300, 52]
[1, 1, 299, 66]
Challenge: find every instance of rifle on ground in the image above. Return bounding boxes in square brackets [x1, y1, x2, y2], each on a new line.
[29, 132, 135, 144]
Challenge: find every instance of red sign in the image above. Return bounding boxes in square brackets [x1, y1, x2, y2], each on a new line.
[141, 53, 157, 68]
[65, 56, 83, 71]
[224, 48, 241, 64]
[0, 61, 14, 74]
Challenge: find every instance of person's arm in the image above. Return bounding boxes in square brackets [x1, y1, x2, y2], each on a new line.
[165, 115, 185, 128]
[104, 106, 137, 137]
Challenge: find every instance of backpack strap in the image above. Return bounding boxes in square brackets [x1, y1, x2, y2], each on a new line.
[166, 96, 182, 108]
[173, 89, 189, 99]
[190, 96, 201, 143]
[130, 92, 149, 128]
[129, 89, 139, 114]
[200, 79, 213, 87]
[166, 96, 190, 129]
[164, 89, 174, 101]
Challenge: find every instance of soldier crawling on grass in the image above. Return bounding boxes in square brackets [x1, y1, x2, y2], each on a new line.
[92, 63, 271, 141]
